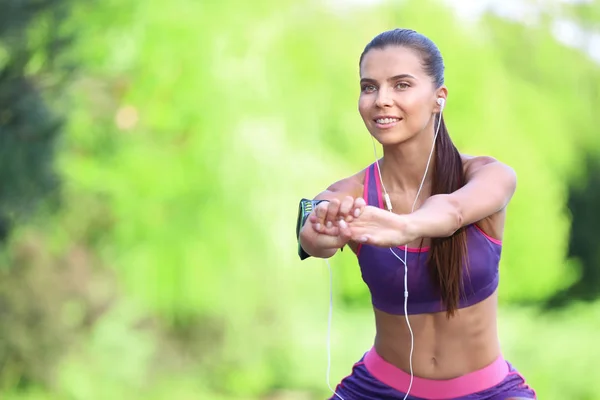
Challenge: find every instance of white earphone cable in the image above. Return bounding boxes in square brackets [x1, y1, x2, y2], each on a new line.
[325, 102, 443, 400]
[379, 107, 443, 400]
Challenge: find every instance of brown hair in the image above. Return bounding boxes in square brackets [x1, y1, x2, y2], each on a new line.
[360, 29, 468, 317]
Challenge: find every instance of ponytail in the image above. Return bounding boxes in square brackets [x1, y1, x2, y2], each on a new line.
[425, 115, 468, 318]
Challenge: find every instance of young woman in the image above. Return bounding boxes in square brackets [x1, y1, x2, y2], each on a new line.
[298, 29, 537, 400]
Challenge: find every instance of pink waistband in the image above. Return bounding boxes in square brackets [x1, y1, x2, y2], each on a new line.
[364, 347, 509, 399]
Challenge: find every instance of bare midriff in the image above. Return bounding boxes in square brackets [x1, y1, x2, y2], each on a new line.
[373, 290, 501, 379]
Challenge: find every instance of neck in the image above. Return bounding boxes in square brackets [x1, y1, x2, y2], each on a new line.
[378, 126, 438, 194]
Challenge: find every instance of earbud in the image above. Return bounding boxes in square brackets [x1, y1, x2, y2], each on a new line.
[437, 97, 445, 111]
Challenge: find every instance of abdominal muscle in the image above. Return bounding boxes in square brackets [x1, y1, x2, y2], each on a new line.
[373, 291, 501, 380]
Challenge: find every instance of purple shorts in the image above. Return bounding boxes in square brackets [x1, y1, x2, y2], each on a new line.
[328, 347, 537, 400]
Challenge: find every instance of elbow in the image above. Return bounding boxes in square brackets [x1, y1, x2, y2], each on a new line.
[453, 208, 463, 235]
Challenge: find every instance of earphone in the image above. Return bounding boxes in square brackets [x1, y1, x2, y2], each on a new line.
[383, 97, 444, 212]
[325, 97, 445, 400]
[381, 97, 443, 399]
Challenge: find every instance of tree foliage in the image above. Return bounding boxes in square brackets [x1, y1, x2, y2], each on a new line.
[0, 0, 75, 240]
[1, 0, 599, 399]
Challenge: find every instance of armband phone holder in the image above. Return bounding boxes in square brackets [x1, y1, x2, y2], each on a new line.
[296, 198, 328, 260]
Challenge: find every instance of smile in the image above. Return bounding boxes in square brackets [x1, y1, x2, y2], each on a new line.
[374, 117, 402, 128]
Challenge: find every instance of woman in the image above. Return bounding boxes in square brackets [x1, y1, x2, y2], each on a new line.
[297, 29, 537, 400]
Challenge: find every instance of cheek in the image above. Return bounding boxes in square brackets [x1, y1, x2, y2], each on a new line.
[358, 96, 372, 118]
[401, 95, 431, 120]
[395, 93, 421, 111]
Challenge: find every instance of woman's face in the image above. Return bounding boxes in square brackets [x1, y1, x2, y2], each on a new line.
[358, 46, 443, 146]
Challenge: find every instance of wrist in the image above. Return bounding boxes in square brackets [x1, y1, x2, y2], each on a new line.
[299, 222, 342, 258]
[393, 213, 418, 245]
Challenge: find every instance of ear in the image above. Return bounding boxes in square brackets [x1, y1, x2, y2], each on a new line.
[435, 86, 448, 112]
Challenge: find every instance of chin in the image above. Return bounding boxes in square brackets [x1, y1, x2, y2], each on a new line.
[370, 129, 414, 147]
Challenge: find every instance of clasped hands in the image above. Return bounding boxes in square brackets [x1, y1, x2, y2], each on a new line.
[309, 196, 412, 248]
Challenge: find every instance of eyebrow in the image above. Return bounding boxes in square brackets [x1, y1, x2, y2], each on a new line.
[360, 74, 417, 84]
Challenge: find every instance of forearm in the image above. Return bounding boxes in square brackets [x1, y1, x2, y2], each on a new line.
[403, 194, 463, 240]
[346, 198, 463, 248]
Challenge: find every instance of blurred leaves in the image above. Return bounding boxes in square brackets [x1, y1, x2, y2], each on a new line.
[559, 0, 600, 29]
[0, 0, 77, 234]
[0, 228, 115, 390]
[546, 154, 600, 308]
[0, 0, 599, 399]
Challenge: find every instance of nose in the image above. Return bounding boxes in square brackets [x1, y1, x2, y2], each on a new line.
[375, 87, 393, 108]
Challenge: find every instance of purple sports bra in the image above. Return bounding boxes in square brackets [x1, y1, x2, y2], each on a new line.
[356, 162, 502, 315]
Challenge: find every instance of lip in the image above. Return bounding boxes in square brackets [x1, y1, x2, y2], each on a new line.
[373, 116, 402, 129]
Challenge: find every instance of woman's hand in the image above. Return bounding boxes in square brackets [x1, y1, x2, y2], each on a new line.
[309, 196, 366, 236]
[298, 196, 366, 258]
[339, 206, 414, 247]
[309, 197, 416, 248]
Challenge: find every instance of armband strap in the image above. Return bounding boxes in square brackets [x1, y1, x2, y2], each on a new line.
[296, 198, 328, 260]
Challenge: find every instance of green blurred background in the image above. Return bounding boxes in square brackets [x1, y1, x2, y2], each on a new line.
[1, 0, 599, 399]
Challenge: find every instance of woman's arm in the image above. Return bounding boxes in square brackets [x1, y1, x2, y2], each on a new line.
[337, 157, 517, 247]
[411, 156, 517, 236]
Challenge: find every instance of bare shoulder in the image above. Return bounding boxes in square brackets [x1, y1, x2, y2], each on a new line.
[313, 168, 367, 202]
[460, 154, 516, 182]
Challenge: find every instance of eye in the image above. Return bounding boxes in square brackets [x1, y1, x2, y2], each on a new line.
[395, 82, 410, 90]
[361, 84, 377, 93]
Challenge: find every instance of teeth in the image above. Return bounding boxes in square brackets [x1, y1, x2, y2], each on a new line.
[376, 118, 399, 124]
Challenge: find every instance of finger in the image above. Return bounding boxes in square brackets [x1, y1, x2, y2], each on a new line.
[325, 198, 341, 223]
[315, 202, 329, 221]
[314, 228, 348, 248]
[352, 197, 367, 218]
[324, 225, 341, 236]
[354, 196, 366, 209]
[356, 234, 370, 243]
[339, 196, 354, 218]
[314, 222, 339, 235]
[312, 220, 340, 236]
[309, 214, 322, 232]
[337, 219, 353, 240]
